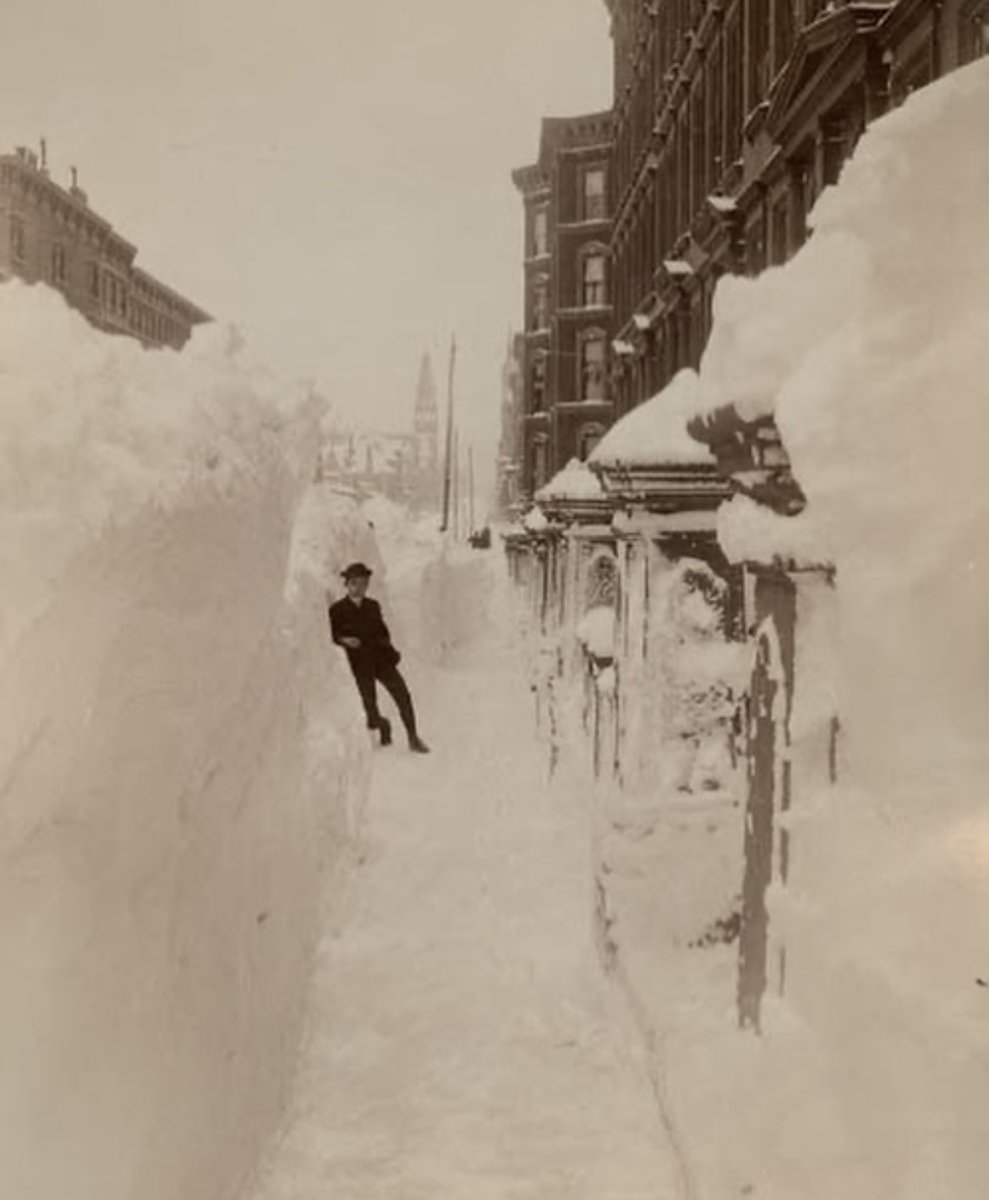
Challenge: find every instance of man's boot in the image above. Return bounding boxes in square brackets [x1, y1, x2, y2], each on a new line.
[378, 717, 393, 747]
[408, 734, 430, 754]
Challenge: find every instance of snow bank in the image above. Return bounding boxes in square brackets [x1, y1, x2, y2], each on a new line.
[0, 282, 372, 1200]
[689, 61, 989, 1199]
[589, 369, 714, 468]
[417, 540, 495, 666]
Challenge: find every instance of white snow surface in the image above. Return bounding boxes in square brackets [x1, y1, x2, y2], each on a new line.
[575, 605, 615, 659]
[0, 285, 374, 1200]
[682, 61, 989, 1200]
[589, 369, 714, 469]
[716, 492, 833, 567]
[522, 505, 549, 532]
[245, 548, 682, 1200]
[534, 457, 603, 502]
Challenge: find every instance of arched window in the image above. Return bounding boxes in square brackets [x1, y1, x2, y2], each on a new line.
[533, 434, 549, 491]
[585, 552, 617, 609]
[530, 354, 547, 413]
[531, 205, 549, 257]
[577, 330, 607, 401]
[531, 277, 549, 331]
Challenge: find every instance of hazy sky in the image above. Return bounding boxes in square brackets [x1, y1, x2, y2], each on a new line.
[1, 0, 612, 483]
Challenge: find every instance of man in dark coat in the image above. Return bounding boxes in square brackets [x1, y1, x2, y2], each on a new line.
[329, 562, 429, 753]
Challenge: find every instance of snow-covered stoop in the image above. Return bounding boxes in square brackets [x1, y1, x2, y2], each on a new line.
[585, 763, 866, 1200]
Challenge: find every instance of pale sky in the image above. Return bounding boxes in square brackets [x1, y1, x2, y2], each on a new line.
[1, 0, 612, 495]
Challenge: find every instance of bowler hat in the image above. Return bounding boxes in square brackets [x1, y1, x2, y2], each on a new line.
[341, 561, 373, 580]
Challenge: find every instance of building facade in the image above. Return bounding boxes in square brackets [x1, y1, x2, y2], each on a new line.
[512, 112, 614, 502]
[603, 0, 989, 416]
[0, 144, 209, 348]
[495, 332, 525, 519]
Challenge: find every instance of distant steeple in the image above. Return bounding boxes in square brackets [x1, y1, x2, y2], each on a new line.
[413, 351, 439, 478]
[415, 352, 437, 422]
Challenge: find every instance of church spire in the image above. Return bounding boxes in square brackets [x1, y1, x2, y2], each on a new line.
[415, 352, 437, 417]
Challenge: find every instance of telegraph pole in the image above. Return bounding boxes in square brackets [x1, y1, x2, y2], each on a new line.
[440, 334, 457, 532]
[452, 426, 461, 539]
[468, 443, 475, 536]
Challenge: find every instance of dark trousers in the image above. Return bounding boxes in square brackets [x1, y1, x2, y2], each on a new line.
[352, 661, 418, 739]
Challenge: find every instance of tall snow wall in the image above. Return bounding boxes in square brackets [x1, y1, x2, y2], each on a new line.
[0, 283, 372, 1200]
[694, 60, 989, 1200]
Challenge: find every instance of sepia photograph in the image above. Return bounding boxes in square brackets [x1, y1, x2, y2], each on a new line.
[1, 2, 987, 1198]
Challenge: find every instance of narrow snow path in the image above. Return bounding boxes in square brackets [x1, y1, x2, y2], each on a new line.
[247, 600, 680, 1199]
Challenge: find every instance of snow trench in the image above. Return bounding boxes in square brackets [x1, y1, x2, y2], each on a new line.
[0, 286, 375, 1200]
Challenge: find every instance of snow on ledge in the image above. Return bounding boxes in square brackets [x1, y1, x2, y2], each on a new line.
[523, 506, 549, 532]
[534, 458, 604, 503]
[716, 492, 833, 568]
[589, 369, 714, 469]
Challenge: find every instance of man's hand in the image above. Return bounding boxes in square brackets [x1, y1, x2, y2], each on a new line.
[341, 637, 361, 649]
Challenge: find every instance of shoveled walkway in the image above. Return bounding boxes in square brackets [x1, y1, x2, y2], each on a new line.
[246, 600, 681, 1199]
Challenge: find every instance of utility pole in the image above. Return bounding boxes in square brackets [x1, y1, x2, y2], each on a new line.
[468, 443, 475, 536]
[440, 334, 457, 532]
[452, 426, 461, 539]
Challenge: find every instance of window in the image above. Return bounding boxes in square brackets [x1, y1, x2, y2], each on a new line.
[579, 333, 606, 401]
[582, 252, 606, 306]
[770, 195, 789, 266]
[51, 244, 67, 284]
[960, 1, 989, 63]
[10, 216, 25, 261]
[89, 263, 100, 298]
[533, 436, 549, 491]
[748, 0, 771, 109]
[531, 356, 547, 412]
[532, 279, 549, 331]
[532, 206, 549, 257]
[690, 80, 705, 219]
[585, 551, 617, 606]
[583, 166, 606, 220]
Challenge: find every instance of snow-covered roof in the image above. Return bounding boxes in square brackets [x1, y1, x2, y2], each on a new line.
[589, 370, 714, 470]
[534, 458, 604, 503]
[522, 506, 549, 532]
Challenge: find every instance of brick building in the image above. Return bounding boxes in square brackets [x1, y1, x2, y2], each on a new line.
[0, 144, 209, 348]
[603, 0, 989, 416]
[494, 332, 525, 519]
[512, 112, 614, 502]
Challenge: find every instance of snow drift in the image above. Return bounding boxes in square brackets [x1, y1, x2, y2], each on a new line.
[0, 282, 373, 1200]
[677, 59, 989, 1200]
